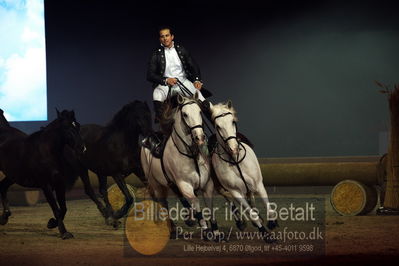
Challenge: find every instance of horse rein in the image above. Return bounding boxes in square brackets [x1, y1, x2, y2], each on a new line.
[178, 101, 204, 135]
[213, 112, 250, 194]
[213, 112, 246, 164]
[175, 79, 213, 134]
[170, 100, 204, 181]
[213, 112, 238, 144]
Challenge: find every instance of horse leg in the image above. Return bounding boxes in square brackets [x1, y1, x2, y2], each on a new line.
[132, 162, 148, 186]
[98, 174, 119, 228]
[80, 170, 108, 218]
[230, 189, 275, 243]
[148, 181, 176, 238]
[42, 185, 72, 239]
[112, 174, 134, 219]
[211, 167, 247, 231]
[169, 183, 195, 227]
[216, 185, 247, 231]
[0, 177, 14, 225]
[54, 184, 73, 239]
[247, 191, 256, 208]
[247, 191, 265, 227]
[256, 184, 279, 230]
[176, 181, 209, 239]
[203, 179, 224, 242]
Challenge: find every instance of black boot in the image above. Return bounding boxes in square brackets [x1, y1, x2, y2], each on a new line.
[153, 100, 164, 124]
[139, 101, 165, 158]
[200, 99, 213, 123]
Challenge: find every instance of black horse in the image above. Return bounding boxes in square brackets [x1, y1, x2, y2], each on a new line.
[76, 101, 153, 226]
[0, 109, 86, 239]
[0, 110, 26, 142]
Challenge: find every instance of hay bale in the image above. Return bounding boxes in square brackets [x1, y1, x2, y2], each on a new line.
[330, 179, 378, 216]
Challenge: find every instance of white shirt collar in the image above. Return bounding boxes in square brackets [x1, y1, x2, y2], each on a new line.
[161, 41, 175, 50]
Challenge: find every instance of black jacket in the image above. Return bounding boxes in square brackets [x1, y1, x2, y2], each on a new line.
[146, 43, 202, 88]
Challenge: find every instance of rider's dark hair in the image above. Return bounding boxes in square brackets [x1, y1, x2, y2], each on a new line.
[158, 25, 173, 36]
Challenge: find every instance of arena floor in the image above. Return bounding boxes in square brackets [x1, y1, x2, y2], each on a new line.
[1, 189, 399, 265]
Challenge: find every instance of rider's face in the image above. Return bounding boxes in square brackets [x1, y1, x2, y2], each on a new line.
[159, 29, 174, 48]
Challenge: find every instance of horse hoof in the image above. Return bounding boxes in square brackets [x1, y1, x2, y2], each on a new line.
[106, 217, 121, 229]
[213, 232, 226, 243]
[0, 216, 8, 225]
[259, 226, 277, 244]
[105, 217, 119, 228]
[267, 220, 279, 230]
[61, 232, 74, 240]
[47, 218, 58, 229]
[263, 233, 277, 244]
[0, 211, 11, 225]
[112, 220, 121, 229]
[169, 231, 177, 239]
[184, 218, 196, 227]
[235, 220, 247, 231]
[202, 228, 221, 241]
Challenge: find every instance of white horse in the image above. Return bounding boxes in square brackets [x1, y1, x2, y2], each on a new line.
[209, 100, 278, 242]
[141, 93, 221, 240]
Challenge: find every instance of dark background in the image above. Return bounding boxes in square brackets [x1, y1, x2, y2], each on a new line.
[11, 0, 399, 157]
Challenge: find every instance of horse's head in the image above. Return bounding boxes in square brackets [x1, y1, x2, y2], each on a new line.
[56, 109, 86, 156]
[176, 92, 206, 146]
[210, 100, 239, 157]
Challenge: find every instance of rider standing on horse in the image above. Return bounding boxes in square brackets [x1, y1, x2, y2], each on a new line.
[146, 26, 209, 124]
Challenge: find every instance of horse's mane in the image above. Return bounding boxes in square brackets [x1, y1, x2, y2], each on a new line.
[107, 101, 142, 129]
[161, 100, 177, 125]
[40, 110, 71, 131]
[29, 110, 75, 140]
[211, 102, 238, 122]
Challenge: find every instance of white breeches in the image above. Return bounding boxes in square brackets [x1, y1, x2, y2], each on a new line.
[153, 79, 205, 102]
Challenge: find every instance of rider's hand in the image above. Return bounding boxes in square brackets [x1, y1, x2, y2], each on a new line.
[166, 78, 177, 86]
[194, 81, 203, 90]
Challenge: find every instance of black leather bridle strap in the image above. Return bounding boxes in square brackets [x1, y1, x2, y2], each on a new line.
[213, 112, 238, 144]
[213, 112, 250, 193]
[179, 101, 204, 134]
[171, 101, 204, 181]
[176, 78, 213, 134]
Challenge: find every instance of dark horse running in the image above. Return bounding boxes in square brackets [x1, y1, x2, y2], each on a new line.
[76, 101, 153, 226]
[0, 109, 86, 239]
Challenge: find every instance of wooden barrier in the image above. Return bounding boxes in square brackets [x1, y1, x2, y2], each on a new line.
[2, 156, 384, 213]
[259, 156, 381, 186]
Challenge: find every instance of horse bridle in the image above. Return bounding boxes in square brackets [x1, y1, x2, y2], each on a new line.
[213, 112, 246, 165]
[213, 112, 249, 193]
[177, 100, 204, 137]
[213, 112, 238, 144]
[170, 100, 204, 184]
[171, 100, 204, 158]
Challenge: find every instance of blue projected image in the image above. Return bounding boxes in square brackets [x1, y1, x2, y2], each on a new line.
[0, 0, 47, 121]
